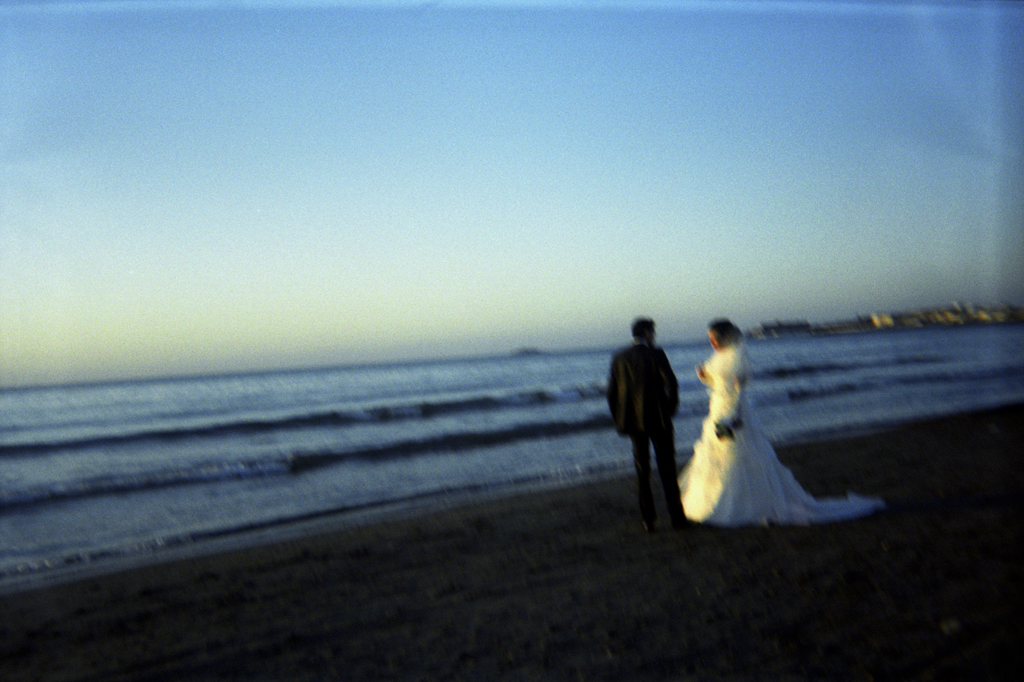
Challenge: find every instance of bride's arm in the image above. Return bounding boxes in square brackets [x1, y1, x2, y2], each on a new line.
[714, 363, 746, 439]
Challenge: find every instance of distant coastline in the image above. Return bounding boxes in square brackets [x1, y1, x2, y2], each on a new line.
[749, 302, 1024, 339]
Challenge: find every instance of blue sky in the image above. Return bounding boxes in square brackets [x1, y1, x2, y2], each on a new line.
[2, 0, 1022, 387]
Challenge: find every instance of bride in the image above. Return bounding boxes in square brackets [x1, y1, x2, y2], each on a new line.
[678, 319, 885, 526]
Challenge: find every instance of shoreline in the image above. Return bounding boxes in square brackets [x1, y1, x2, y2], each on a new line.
[2, 404, 1021, 680]
[0, 407, 966, 594]
[0, 466, 631, 598]
[0, 412, 923, 596]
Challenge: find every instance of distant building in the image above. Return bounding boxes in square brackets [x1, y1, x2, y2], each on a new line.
[749, 303, 1022, 340]
[871, 313, 894, 328]
[749, 321, 813, 339]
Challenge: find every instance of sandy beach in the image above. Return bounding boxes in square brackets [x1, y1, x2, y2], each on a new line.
[2, 405, 1021, 681]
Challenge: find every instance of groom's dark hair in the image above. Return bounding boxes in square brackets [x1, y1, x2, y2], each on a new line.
[632, 317, 655, 339]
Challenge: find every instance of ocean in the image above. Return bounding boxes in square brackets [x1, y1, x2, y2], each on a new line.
[2, 324, 1023, 590]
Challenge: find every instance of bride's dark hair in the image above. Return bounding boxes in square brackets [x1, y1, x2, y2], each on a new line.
[708, 318, 743, 347]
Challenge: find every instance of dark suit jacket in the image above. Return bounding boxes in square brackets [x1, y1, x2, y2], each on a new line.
[607, 342, 679, 436]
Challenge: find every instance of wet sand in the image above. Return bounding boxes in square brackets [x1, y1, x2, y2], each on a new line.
[2, 405, 1021, 681]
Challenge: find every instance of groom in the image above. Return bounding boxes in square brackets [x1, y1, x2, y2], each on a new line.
[607, 318, 688, 532]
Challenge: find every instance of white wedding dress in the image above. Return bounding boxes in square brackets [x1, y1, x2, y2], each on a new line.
[678, 343, 885, 526]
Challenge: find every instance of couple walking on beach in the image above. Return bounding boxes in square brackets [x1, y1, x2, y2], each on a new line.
[608, 317, 885, 531]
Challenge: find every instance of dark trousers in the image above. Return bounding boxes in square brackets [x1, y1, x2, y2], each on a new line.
[631, 431, 686, 527]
